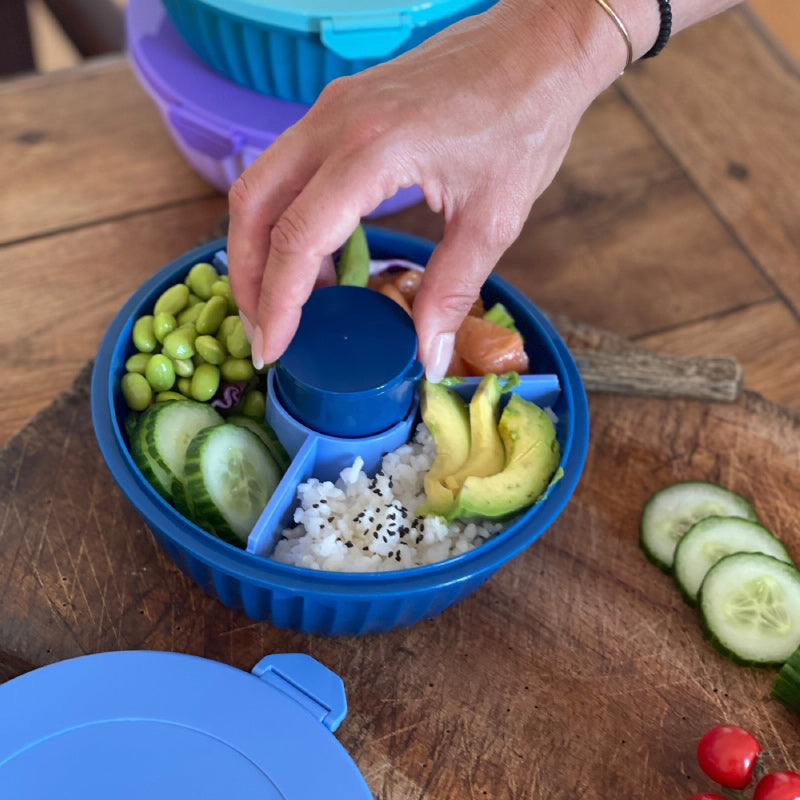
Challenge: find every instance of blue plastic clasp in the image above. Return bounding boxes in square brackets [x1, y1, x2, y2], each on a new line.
[251, 653, 347, 731]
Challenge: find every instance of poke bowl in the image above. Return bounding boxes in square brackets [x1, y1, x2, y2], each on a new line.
[91, 226, 589, 635]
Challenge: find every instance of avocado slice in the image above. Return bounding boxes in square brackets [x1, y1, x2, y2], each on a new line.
[442, 373, 506, 493]
[416, 381, 471, 516]
[448, 393, 560, 521]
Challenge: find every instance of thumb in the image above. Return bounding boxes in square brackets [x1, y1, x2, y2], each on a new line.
[412, 209, 519, 382]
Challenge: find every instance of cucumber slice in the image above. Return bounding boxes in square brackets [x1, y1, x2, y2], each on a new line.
[699, 552, 800, 665]
[772, 644, 800, 712]
[674, 516, 793, 604]
[140, 400, 224, 494]
[184, 425, 283, 546]
[640, 481, 758, 571]
[130, 416, 173, 501]
[227, 414, 291, 473]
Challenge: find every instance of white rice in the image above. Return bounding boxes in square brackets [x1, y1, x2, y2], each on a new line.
[271, 423, 504, 572]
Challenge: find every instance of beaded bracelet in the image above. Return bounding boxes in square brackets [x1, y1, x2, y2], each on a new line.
[641, 0, 672, 59]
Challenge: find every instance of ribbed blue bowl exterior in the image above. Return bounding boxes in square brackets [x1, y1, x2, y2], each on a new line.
[162, 0, 496, 104]
[92, 229, 589, 636]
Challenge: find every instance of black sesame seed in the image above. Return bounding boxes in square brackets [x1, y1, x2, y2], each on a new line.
[345, 541, 354, 548]
[382, 535, 388, 543]
[328, 517, 335, 523]
[362, 546, 369, 551]
[375, 523, 382, 531]
[312, 503, 319, 508]
[395, 551, 401, 561]
[387, 551, 393, 558]
[416, 534, 424, 544]
[373, 531, 379, 539]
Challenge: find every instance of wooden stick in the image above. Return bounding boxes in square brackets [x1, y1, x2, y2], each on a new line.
[570, 349, 742, 402]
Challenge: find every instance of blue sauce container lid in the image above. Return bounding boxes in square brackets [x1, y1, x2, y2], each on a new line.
[0, 651, 372, 799]
[275, 285, 423, 438]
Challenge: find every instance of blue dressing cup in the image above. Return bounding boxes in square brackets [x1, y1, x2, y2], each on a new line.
[274, 285, 422, 438]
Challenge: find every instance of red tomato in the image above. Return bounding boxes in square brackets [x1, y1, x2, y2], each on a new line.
[696, 725, 762, 790]
[753, 771, 800, 800]
[687, 794, 728, 800]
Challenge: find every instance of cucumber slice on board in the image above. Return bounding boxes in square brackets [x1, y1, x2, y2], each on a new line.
[772, 644, 800, 712]
[640, 481, 758, 571]
[140, 400, 224, 493]
[184, 425, 283, 546]
[227, 414, 291, 473]
[674, 516, 793, 604]
[699, 552, 800, 665]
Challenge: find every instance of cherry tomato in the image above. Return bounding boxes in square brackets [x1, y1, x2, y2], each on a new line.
[696, 725, 762, 790]
[687, 794, 728, 800]
[753, 771, 800, 800]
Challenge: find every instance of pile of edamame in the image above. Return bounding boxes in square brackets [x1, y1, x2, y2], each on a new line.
[121, 261, 265, 418]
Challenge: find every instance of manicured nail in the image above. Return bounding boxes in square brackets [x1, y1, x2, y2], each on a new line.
[424, 332, 454, 384]
[239, 311, 255, 342]
[251, 325, 264, 370]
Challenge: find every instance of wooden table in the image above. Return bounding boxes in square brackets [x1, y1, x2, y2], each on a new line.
[1, 6, 799, 798]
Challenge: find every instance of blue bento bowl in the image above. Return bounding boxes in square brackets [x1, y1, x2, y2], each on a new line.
[91, 227, 589, 635]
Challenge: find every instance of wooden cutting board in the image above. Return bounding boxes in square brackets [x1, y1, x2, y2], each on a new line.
[1, 317, 798, 799]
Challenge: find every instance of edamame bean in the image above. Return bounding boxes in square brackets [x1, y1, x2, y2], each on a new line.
[177, 377, 193, 396]
[190, 363, 220, 402]
[195, 295, 227, 335]
[195, 334, 226, 365]
[187, 293, 203, 307]
[132, 315, 157, 353]
[186, 262, 218, 300]
[155, 391, 186, 403]
[125, 352, 151, 374]
[153, 311, 177, 343]
[162, 325, 197, 360]
[121, 372, 152, 411]
[145, 353, 176, 392]
[240, 389, 266, 419]
[153, 283, 190, 316]
[177, 302, 204, 326]
[226, 318, 251, 359]
[220, 357, 255, 382]
[211, 279, 237, 314]
[217, 315, 239, 349]
[170, 357, 195, 377]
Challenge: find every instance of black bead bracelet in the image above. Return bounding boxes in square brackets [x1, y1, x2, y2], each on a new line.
[641, 0, 672, 59]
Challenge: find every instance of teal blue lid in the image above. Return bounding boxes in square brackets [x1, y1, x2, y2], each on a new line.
[0, 651, 372, 799]
[194, 0, 492, 59]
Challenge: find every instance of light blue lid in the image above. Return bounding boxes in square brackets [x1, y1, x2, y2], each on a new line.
[194, 0, 493, 59]
[0, 651, 372, 799]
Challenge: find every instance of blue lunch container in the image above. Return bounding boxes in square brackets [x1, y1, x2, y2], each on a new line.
[0, 651, 373, 798]
[91, 227, 590, 636]
[160, 0, 499, 103]
[127, 0, 424, 213]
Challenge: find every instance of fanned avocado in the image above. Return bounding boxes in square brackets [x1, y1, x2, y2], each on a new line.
[449, 393, 560, 521]
[416, 381, 471, 517]
[442, 373, 505, 493]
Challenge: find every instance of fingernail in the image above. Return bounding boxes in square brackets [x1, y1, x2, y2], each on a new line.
[239, 311, 255, 342]
[251, 325, 264, 370]
[424, 332, 454, 384]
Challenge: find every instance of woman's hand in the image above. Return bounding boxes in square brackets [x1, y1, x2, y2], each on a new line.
[227, 0, 620, 379]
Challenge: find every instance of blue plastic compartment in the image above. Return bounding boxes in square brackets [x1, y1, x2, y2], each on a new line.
[0, 651, 372, 798]
[127, 0, 424, 213]
[161, 0, 498, 103]
[91, 227, 590, 636]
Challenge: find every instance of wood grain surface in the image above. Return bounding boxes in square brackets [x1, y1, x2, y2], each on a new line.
[1, 312, 798, 798]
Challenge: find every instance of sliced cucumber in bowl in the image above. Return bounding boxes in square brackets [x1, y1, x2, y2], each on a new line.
[640, 480, 759, 571]
[699, 552, 800, 666]
[184, 425, 284, 547]
[674, 516, 794, 605]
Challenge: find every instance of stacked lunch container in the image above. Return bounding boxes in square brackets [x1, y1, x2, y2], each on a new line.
[127, 0, 498, 212]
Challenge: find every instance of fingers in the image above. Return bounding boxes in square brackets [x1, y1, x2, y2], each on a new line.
[227, 126, 318, 326]
[250, 143, 403, 367]
[413, 199, 524, 382]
